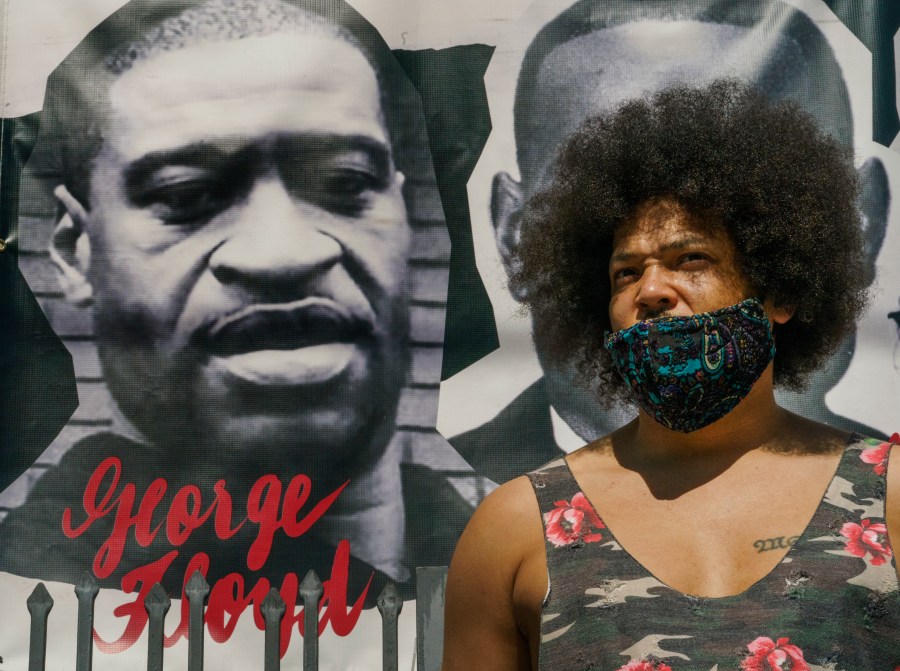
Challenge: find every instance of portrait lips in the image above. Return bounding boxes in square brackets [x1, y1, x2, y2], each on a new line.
[199, 298, 376, 387]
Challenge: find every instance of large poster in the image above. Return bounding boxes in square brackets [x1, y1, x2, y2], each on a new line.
[1, 0, 898, 668]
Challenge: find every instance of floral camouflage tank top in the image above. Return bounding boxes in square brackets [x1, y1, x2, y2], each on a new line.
[527, 435, 900, 671]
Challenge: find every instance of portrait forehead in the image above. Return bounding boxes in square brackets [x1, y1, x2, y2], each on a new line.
[516, 7, 851, 190]
[30, 0, 432, 207]
[525, 21, 754, 187]
[102, 32, 385, 164]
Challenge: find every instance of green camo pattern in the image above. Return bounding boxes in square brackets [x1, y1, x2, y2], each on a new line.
[527, 435, 900, 671]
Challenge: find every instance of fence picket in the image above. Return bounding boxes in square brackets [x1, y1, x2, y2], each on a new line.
[377, 583, 402, 671]
[145, 583, 171, 671]
[299, 570, 323, 671]
[185, 571, 210, 671]
[16, 570, 423, 670]
[261, 587, 286, 671]
[75, 572, 99, 671]
[26, 583, 53, 671]
[415, 567, 447, 671]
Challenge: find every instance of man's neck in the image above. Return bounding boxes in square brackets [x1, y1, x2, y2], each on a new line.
[608, 367, 805, 498]
[634, 381, 785, 461]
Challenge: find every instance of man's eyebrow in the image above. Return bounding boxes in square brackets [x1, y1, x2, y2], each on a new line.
[276, 134, 392, 169]
[123, 134, 394, 187]
[124, 143, 237, 189]
[343, 135, 392, 160]
[609, 234, 714, 264]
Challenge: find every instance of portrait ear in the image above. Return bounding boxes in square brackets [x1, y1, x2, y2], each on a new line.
[857, 156, 889, 287]
[50, 185, 93, 306]
[491, 171, 526, 301]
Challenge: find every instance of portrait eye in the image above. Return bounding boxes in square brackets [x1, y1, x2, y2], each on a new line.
[326, 169, 380, 198]
[275, 139, 392, 218]
[132, 175, 234, 225]
[291, 167, 386, 217]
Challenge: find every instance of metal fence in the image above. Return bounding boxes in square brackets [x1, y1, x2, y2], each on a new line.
[21, 567, 449, 671]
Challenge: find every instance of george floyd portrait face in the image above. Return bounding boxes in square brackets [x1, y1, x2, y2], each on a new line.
[57, 29, 411, 475]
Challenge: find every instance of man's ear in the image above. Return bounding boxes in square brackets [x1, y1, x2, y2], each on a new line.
[769, 304, 795, 326]
[857, 157, 889, 287]
[50, 185, 93, 306]
[491, 171, 526, 301]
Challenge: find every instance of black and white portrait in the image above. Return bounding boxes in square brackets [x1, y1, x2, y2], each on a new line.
[439, 0, 898, 485]
[0, 1, 475, 664]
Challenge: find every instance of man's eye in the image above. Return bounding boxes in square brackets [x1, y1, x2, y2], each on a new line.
[302, 169, 384, 216]
[326, 170, 380, 197]
[612, 268, 638, 285]
[140, 180, 230, 224]
[679, 252, 709, 266]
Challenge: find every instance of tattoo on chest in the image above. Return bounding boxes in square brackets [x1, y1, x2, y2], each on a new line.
[753, 536, 801, 552]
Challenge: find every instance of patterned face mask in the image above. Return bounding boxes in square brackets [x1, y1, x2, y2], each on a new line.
[603, 297, 775, 432]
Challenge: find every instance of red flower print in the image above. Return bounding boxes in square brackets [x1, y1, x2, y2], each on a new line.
[615, 660, 673, 671]
[740, 636, 809, 671]
[860, 441, 892, 476]
[543, 492, 605, 547]
[841, 519, 893, 565]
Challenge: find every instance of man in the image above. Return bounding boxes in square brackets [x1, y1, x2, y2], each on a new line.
[449, 0, 890, 486]
[0, 0, 470, 605]
[443, 81, 900, 671]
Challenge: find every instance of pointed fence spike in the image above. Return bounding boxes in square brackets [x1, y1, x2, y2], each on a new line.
[145, 584, 171, 671]
[298, 570, 323, 600]
[27, 583, 54, 615]
[145, 583, 171, 615]
[261, 588, 286, 671]
[299, 570, 324, 671]
[75, 572, 99, 671]
[377, 582, 402, 617]
[261, 588, 286, 620]
[27, 583, 53, 671]
[377, 582, 403, 671]
[75, 571, 99, 598]
[185, 571, 210, 671]
[185, 570, 210, 599]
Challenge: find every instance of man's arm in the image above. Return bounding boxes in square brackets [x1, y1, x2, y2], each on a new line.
[442, 476, 546, 671]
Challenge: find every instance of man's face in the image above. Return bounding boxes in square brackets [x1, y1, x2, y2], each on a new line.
[607, 200, 754, 332]
[82, 32, 410, 469]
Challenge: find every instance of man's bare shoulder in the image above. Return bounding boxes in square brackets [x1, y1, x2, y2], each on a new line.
[447, 473, 548, 614]
[465, 474, 545, 555]
[443, 475, 546, 671]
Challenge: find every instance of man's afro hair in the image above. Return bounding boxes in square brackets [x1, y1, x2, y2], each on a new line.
[511, 80, 868, 403]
